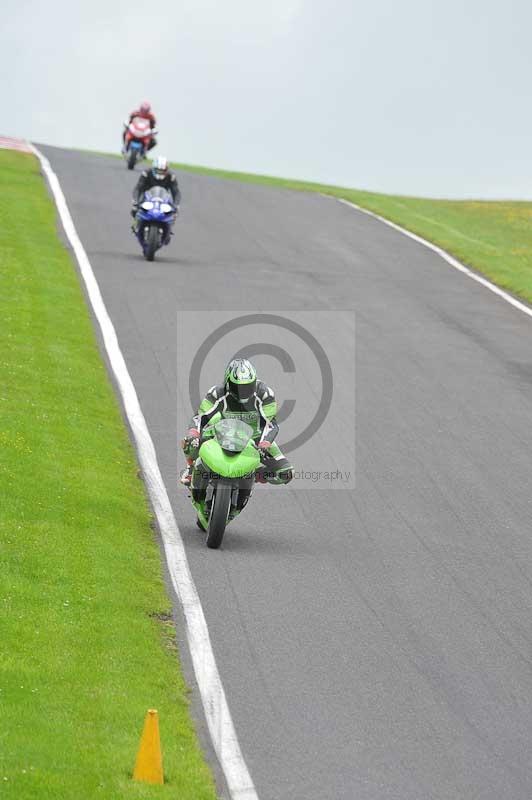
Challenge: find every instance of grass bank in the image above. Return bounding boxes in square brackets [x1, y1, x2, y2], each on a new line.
[0, 149, 217, 799]
[171, 160, 532, 306]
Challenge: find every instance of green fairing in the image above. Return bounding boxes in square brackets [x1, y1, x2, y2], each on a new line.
[199, 438, 260, 478]
[195, 505, 209, 530]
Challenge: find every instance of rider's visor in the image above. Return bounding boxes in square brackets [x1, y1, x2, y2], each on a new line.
[230, 380, 256, 403]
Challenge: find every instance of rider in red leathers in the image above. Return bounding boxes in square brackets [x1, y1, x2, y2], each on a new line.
[122, 101, 157, 151]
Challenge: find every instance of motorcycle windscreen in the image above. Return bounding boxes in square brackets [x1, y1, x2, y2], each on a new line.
[145, 186, 173, 204]
[213, 418, 254, 452]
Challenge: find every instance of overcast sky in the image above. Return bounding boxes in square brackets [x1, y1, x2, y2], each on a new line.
[2, 0, 530, 198]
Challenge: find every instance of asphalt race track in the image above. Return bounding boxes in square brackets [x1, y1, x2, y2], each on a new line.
[40, 145, 532, 800]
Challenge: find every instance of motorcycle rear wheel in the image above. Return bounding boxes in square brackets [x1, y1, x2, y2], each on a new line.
[206, 482, 232, 549]
[127, 150, 137, 170]
[145, 225, 159, 261]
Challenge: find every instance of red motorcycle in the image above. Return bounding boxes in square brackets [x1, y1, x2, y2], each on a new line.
[122, 116, 156, 170]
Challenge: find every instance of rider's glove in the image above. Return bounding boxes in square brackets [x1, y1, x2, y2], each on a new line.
[258, 440, 272, 453]
[130, 203, 138, 218]
[182, 428, 200, 452]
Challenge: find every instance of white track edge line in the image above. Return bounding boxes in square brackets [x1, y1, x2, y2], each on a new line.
[331, 196, 532, 320]
[29, 144, 259, 800]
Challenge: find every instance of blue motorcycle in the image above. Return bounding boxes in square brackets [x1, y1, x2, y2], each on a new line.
[134, 188, 177, 261]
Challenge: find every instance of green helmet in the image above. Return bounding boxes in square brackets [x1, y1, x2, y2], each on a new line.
[224, 358, 257, 404]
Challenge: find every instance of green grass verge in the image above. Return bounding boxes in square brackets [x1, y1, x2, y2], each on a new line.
[0, 149, 217, 799]
[169, 160, 532, 306]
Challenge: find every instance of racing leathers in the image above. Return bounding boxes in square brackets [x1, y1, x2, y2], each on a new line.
[182, 381, 293, 485]
[132, 170, 181, 206]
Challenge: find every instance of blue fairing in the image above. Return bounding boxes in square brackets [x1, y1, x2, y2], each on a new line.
[135, 188, 176, 253]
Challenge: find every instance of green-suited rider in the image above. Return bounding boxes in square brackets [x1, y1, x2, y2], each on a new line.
[180, 358, 294, 487]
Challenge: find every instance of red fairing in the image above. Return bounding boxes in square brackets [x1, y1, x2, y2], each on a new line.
[125, 116, 154, 148]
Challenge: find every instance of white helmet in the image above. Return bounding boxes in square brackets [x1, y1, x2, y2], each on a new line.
[152, 156, 168, 180]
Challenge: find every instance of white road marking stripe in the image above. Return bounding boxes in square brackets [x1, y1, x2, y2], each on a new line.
[29, 144, 259, 800]
[334, 197, 532, 320]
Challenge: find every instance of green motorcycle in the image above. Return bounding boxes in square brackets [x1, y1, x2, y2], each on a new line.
[190, 418, 261, 549]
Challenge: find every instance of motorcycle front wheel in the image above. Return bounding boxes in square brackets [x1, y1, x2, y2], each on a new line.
[145, 225, 159, 261]
[206, 482, 232, 549]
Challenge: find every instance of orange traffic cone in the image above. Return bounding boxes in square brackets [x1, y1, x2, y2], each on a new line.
[133, 709, 164, 784]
